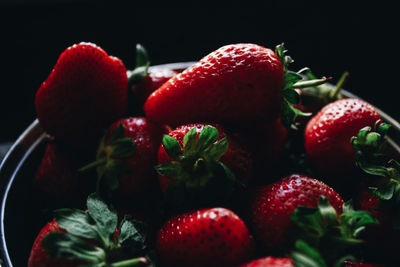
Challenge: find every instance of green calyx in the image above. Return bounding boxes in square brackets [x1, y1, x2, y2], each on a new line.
[275, 43, 330, 130]
[127, 44, 150, 86]
[80, 124, 136, 197]
[352, 120, 400, 228]
[42, 193, 153, 267]
[155, 125, 236, 210]
[290, 196, 378, 266]
[351, 120, 400, 201]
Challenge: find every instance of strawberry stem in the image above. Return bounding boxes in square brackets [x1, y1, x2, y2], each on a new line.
[110, 257, 149, 267]
[329, 71, 349, 100]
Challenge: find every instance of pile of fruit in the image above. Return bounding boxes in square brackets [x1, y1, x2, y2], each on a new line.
[25, 42, 400, 267]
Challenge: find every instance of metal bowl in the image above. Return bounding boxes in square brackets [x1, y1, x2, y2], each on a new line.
[1, 62, 400, 267]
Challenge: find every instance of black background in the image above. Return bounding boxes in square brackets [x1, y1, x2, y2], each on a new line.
[0, 2, 398, 143]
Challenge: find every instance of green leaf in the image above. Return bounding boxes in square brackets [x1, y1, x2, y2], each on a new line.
[196, 126, 219, 152]
[291, 206, 325, 240]
[284, 72, 303, 89]
[281, 100, 297, 130]
[340, 210, 378, 238]
[54, 209, 99, 240]
[369, 183, 396, 200]
[283, 88, 300, 104]
[376, 121, 390, 136]
[87, 193, 118, 240]
[357, 161, 390, 177]
[109, 124, 125, 144]
[119, 218, 147, 246]
[98, 159, 131, 192]
[42, 232, 106, 263]
[162, 135, 182, 160]
[275, 43, 293, 73]
[297, 67, 313, 77]
[291, 240, 327, 267]
[135, 44, 150, 68]
[155, 161, 181, 178]
[318, 196, 338, 226]
[218, 161, 236, 185]
[111, 138, 136, 158]
[183, 127, 198, 155]
[128, 66, 149, 85]
[342, 199, 355, 214]
[281, 100, 311, 130]
[204, 137, 229, 161]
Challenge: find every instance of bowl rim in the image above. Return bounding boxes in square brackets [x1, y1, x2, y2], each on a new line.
[1, 61, 400, 266]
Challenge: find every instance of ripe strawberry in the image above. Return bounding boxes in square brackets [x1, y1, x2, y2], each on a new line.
[156, 207, 254, 267]
[33, 139, 95, 207]
[355, 186, 400, 265]
[156, 123, 253, 210]
[81, 117, 166, 203]
[132, 68, 177, 107]
[304, 98, 380, 178]
[144, 43, 285, 126]
[249, 174, 343, 251]
[35, 42, 128, 146]
[28, 193, 152, 267]
[233, 118, 289, 183]
[127, 44, 178, 114]
[239, 257, 293, 267]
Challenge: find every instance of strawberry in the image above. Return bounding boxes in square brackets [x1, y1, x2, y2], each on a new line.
[33, 139, 95, 207]
[144, 43, 284, 126]
[155, 123, 253, 210]
[35, 42, 128, 146]
[28, 193, 152, 267]
[355, 187, 400, 265]
[144, 43, 328, 128]
[304, 98, 380, 178]
[234, 118, 289, 183]
[80, 117, 166, 203]
[249, 174, 344, 252]
[156, 207, 254, 267]
[132, 68, 177, 108]
[239, 257, 293, 267]
[127, 44, 178, 114]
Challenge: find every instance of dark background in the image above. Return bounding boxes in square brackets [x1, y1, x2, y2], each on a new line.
[0, 2, 398, 144]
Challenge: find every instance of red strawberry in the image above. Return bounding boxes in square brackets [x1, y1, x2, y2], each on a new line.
[239, 257, 293, 267]
[132, 68, 177, 107]
[304, 98, 380, 178]
[28, 219, 83, 267]
[231, 118, 289, 183]
[156, 207, 254, 267]
[33, 139, 95, 207]
[144, 43, 284, 126]
[156, 123, 253, 210]
[35, 42, 128, 146]
[81, 117, 166, 203]
[249, 174, 343, 251]
[355, 186, 400, 265]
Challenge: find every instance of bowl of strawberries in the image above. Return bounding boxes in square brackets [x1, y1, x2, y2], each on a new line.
[1, 42, 399, 267]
